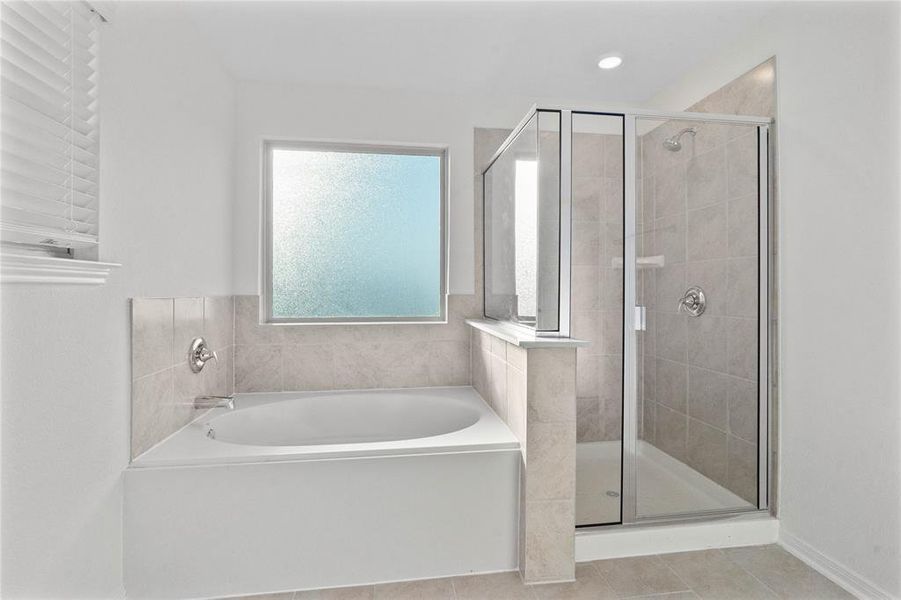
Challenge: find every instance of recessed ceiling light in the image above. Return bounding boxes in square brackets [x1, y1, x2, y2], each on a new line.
[597, 54, 623, 70]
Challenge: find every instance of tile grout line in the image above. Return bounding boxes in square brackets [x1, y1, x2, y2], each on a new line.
[715, 547, 784, 599]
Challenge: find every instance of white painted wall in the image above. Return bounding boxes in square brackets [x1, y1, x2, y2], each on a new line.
[649, 3, 901, 597]
[232, 81, 620, 295]
[233, 81, 537, 295]
[0, 3, 236, 597]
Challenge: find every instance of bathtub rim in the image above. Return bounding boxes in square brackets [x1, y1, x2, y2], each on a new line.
[129, 385, 520, 470]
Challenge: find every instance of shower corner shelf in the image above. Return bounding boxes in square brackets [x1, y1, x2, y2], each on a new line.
[611, 255, 665, 270]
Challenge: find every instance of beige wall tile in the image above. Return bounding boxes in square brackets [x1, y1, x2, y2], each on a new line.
[654, 163, 687, 219]
[726, 257, 759, 318]
[523, 500, 575, 583]
[489, 335, 507, 359]
[571, 310, 601, 351]
[203, 296, 235, 351]
[604, 135, 623, 179]
[726, 317, 758, 379]
[505, 364, 527, 446]
[576, 350, 598, 398]
[655, 312, 687, 362]
[489, 352, 508, 419]
[727, 434, 758, 504]
[600, 310, 623, 355]
[427, 340, 470, 386]
[655, 404, 688, 462]
[728, 193, 759, 257]
[572, 133, 605, 178]
[687, 203, 728, 261]
[728, 376, 758, 443]
[472, 344, 490, 402]
[527, 348, 576, 423]
[654, 213, 687, 265]
[234, 345, 283, 392]
[573, 177, 603, 222]
[656, 358, 688, 413]
[687, 418, 728, 483]
[576, 396, 601, 442]
[131, 368, 177, 458]
[234, 295, 282, 345]
[688, 367, 729, 430]
[571, 265, 600, 310]
[173, 298, 203, 366]
[656, 263, 686, 314]
[132, 298, 174, 378]
[282, 344, 336, 391]
[726, 133, 759, 199]
[598, 394, 622, 441]
[686, 315, 728, 372]
[572, 221, 601, 266]
[506, 343, 527, 371]
[687, 147, 726, 210]
[526, 422, 576, 501]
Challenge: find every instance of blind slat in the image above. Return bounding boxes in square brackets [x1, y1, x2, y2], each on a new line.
[1, 0, 100, 251]
[1, 3, 70, 60]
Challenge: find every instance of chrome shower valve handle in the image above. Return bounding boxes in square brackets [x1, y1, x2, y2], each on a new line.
[677, 286, 706, 317]
[189, 337, 218, 373]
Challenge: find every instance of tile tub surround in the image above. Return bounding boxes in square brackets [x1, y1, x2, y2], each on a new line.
[471, 326, 578, 584]
[130, 296, 234, 458]
[233, 294, 481, 392]
[636, 59, 776, 506]
[220, 544, 853, 600]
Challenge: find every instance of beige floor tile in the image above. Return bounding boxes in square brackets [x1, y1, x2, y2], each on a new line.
[452, 571, 536, 600]
[589, 555, 690, 598]
[629, 593, 701, 599]
[722, 545, 854, 599]
[225, 594, 295, 600]
[295, 586, 374, 600]
[531, 575, 618, 599]
[372, 577, 455, 599]
[660, 549, 777, 599]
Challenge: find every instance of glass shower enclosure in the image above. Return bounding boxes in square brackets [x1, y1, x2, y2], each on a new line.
[482, 106, 771, 526]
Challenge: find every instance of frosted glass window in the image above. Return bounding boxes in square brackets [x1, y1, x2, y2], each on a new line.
[265, 143, 446, 322]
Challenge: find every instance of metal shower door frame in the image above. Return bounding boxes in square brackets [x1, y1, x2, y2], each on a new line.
[556, 107, 771, 527]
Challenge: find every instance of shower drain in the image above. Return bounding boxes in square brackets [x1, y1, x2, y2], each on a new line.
[606, 490, 620, 498]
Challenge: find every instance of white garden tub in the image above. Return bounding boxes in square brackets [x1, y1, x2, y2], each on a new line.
[125, 387, 520, 599]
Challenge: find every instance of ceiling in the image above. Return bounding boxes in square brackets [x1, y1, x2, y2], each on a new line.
[183, 1, 777, 104]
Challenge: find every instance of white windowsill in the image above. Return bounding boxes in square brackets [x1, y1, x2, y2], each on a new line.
[1, 253, 121, 285]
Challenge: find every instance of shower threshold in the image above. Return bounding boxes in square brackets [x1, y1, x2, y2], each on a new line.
[576, 440, 753, 526]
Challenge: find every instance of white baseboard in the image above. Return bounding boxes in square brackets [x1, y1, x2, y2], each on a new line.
[575, 513, 779, 561]
[779, 528, 895, 600]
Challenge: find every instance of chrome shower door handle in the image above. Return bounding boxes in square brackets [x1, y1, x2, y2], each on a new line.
[677, 286, 706, 317]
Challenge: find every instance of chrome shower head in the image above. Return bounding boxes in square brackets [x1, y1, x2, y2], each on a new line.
[663, 127, 697, 152]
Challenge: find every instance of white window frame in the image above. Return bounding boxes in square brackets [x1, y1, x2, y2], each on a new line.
[260, 139, 448, 324]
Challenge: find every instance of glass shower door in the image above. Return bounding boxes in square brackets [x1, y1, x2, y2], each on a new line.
[631, 116, 766, 519]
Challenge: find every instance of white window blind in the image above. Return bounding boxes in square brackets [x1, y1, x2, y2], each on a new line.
[1, 0, 100, 255]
